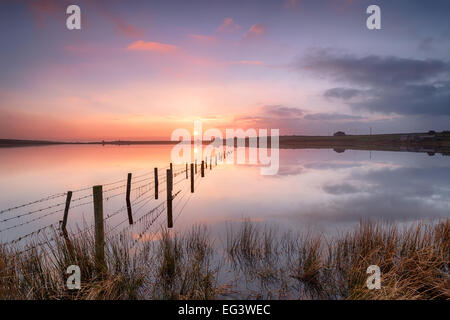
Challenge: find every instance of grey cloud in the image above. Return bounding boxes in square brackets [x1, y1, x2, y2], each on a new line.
[299, 50, 450, 87]
[261, 105, 304, 118]
[418, 37, 434, 52]
[304, 113, 363, 120]
[349, 82, 450, 116]
[324, 87, 363, 100]
[297, 50, 450, 116]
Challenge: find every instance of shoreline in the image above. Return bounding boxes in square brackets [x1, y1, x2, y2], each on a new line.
[1, 132, 450, 155]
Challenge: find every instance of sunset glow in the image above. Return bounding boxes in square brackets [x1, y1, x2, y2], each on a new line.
[1, 0, 449, 141]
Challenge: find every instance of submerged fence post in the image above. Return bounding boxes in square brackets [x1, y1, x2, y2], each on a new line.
[201, 160, 205, 177]
[126, 173, 133, 225]
[93, 185, 107, 276]
[166, 169, 173, 228]
[60, 190, 75, 260]
[190, 163, 194, 193]
[210, 157, 212, 170]
[170, 163, 173, 173]
[195, 160, 197, 174]
[205, 157, 208, 169]
[61, 191, 73, 234]
[186, 163, 188, 179]
[215, 155, 217, 166]
[154, 167, 159, 200]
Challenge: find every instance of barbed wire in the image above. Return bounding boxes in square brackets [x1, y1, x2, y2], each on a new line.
[0, 152, 231, 255]
[0, 193, 67, 216]
[2, 222, 59, 246]
[174, 173, 203, 223]
[0, 165, 177, 217]
[128, 202, 166, 247]
[7, 235, 58, 259]
[0, 208, 63, 234]
[0, 201, 66, 223]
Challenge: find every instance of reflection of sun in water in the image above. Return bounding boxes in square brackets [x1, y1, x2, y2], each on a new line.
[194, 147, 198, 153]
[194, 130, 199, 136]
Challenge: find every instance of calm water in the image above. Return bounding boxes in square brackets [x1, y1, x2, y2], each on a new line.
[0, 144, 449, 244]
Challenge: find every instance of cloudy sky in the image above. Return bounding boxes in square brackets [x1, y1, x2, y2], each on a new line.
[0, 0, 449, 140]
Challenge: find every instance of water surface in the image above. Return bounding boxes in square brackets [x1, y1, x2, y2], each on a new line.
[0, 145, 449, 244]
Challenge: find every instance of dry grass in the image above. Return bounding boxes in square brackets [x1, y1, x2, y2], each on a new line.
[0, 219, 448, 300]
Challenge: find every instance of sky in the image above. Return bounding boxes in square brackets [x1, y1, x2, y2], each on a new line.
[0, 0, 449, 141]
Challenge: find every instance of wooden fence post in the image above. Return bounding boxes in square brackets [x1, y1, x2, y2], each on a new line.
[190, 163, 194, 193]
[61, 191, 73, 234]
[195, 160, 197, 174]
[126, 173, 133, 225]
[93, 185, 107, 276]
[210, 157, 212, 170]
[215, 155, 217, 166]
[201, 160, 205, 177]
[205, 157, 208, 169]
[170, 163, 173, 173]
[154, 167, 159, 200]
[186, 163, 188, 179]
[166, 169, 173, 228]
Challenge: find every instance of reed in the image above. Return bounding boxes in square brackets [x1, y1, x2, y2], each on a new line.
[0, 219, 448, 300]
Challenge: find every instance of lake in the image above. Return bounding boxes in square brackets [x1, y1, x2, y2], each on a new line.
[0, 144, 449, 245]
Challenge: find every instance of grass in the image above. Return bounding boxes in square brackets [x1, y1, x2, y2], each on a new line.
[0, 219, 448, 300]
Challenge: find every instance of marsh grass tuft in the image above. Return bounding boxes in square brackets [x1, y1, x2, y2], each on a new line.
[0, 219, 448, 300]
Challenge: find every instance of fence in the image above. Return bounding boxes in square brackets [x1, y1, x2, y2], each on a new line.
[0, 149, 234, 273]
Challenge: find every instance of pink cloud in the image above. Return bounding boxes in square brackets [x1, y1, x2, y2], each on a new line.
[188, 34, 217, 43]
[283, 0, 300, 10]
[243, 23, 267, 39]
[126, 40, 179, 53]
[26, 0, 58, 28]
[108, 14, 145, 38]
[231, 60, 264, 65]
[63, 45, 91, 54]
[217, 17, 241, 33]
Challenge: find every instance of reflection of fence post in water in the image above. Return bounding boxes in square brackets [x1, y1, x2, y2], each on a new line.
[201, 161, 205, 177]
[190, 163, 194, 193]
[154, 168, 158, 200]
[1, 149, 234, 261]
[126, 173, 133, 225]
[93, 185, 107, 276]
[166, 169, 173, 228]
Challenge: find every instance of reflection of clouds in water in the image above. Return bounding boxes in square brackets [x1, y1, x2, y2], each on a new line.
[303, 161, 364, 170]
[322, 183, 361, 195]
[271, 165, 304, 177]
[313, 193, 448, 222]
[268, 160, 368, 179]
[355, 166, 450, 198]
[169, 150, 450, 234]
[285, 165, 450, 223]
